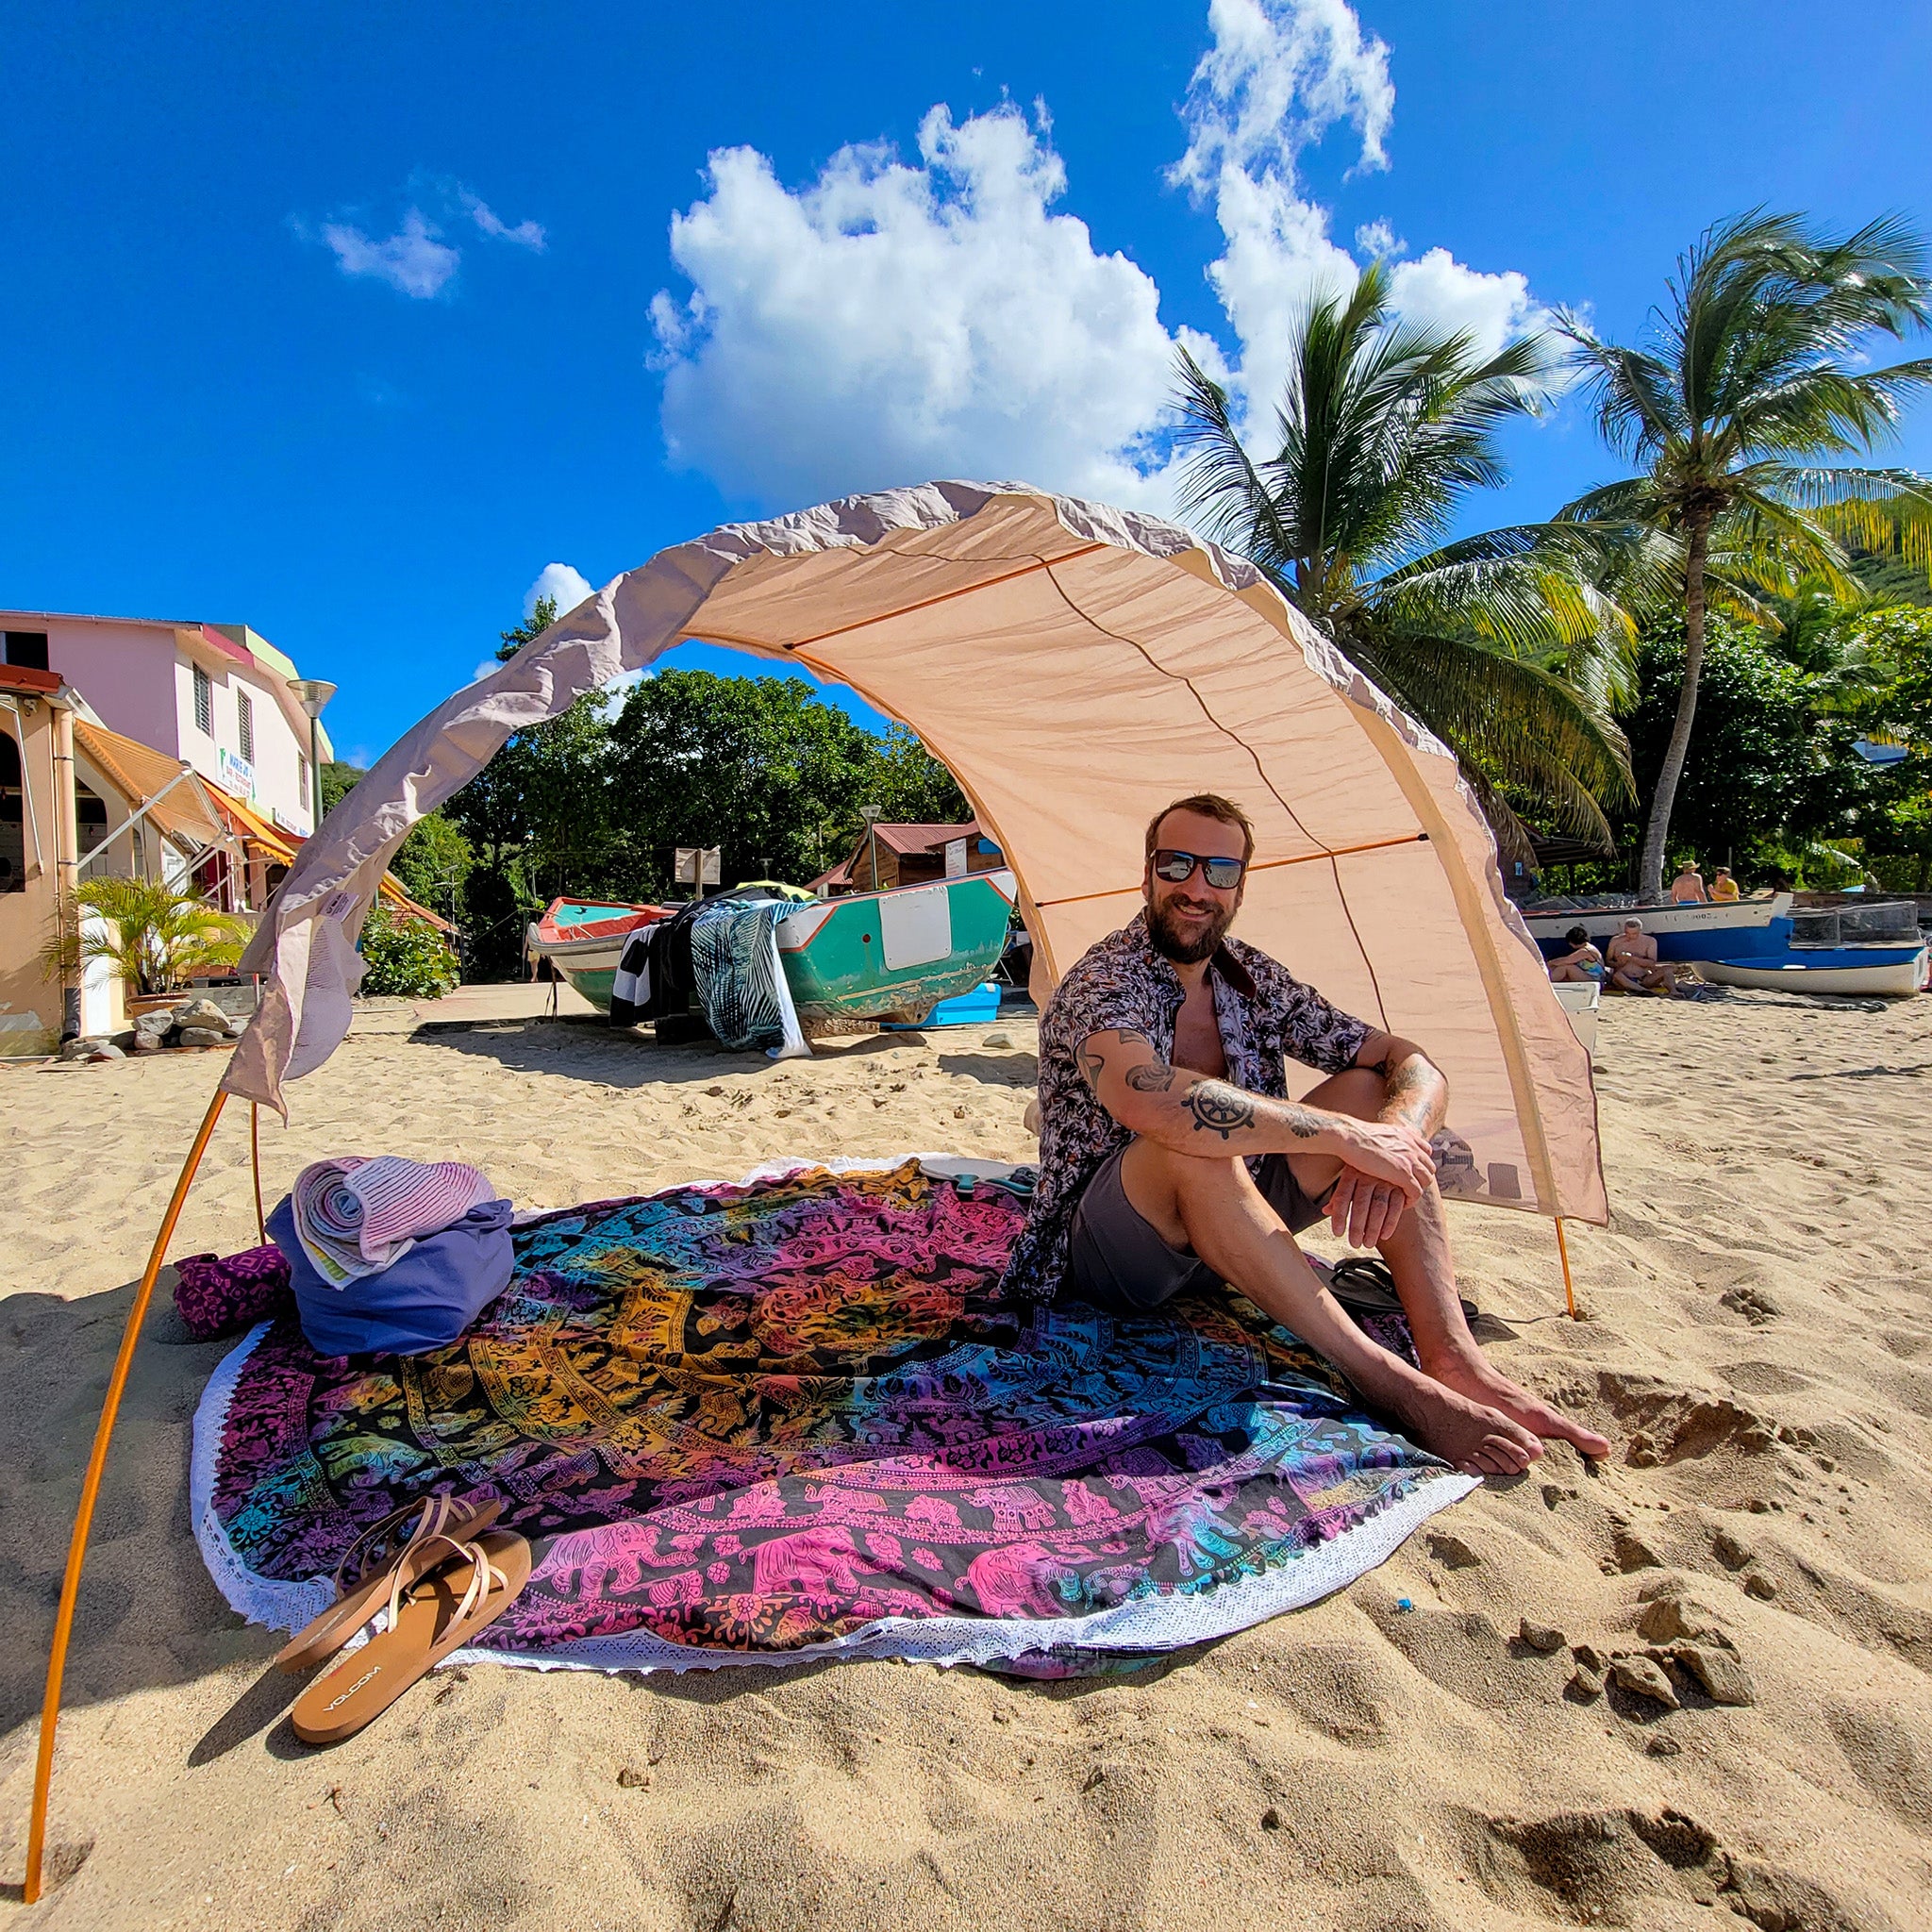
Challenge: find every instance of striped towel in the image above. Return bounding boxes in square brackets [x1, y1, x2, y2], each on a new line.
[291, 1155, 495, 1287]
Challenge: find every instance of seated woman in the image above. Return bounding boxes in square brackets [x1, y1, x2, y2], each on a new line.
[1547, 926, 1605, 982]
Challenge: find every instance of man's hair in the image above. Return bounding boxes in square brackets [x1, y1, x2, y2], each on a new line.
[1144, 792, 1256, 865]
[1624, 917, 1643, 930]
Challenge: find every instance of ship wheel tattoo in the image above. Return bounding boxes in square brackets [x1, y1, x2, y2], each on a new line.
[1186, 1082, 1255, 1140]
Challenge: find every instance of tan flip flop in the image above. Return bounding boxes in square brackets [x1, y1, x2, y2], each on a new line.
[290, 1529, 531, 1746]
[275, 1492, 504, 1675]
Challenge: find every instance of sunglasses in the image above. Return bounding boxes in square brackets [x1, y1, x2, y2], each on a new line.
[1151, 848, 1247, 890]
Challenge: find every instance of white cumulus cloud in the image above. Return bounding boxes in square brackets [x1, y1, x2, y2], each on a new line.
[646, 1, 1556, 512]
[525, 562, 595, 620]
[651, 104, 1177, 508]
[459, 190, 546, 251]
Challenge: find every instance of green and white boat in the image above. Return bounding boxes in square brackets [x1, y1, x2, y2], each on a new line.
[776, 870, 1017, 1024]
[526, 870, 1019, 1027]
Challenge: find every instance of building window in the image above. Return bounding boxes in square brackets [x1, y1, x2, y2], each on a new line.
[0, 728, 25, 892]
[4, 631, 49, 671]
[298, 756, 309, 815]
[192, 662, 213, 736]
[238, 689, 255, 763]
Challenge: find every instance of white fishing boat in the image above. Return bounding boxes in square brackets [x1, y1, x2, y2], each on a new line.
[1696, 943, 1928, 998]
[1520, 893, 1794, 963]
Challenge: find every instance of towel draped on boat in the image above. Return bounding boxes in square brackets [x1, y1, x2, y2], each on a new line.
[610, 891, 808, 1058]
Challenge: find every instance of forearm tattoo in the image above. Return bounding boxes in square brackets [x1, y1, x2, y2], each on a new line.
[1184, 1080, 1257, 1139]
[1374, 1052, 1442, 1131]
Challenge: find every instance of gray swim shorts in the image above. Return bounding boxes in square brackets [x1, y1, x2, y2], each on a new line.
[1067, 1142, 1329, 1315]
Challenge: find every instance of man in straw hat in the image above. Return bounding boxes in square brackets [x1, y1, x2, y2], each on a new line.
[1001, 793, 1609, 1476]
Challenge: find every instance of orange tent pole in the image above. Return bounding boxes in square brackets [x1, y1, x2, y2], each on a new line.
[250, 1102, 266, 1246]
[1555, 1216, 1579, 1322]
[21, 1086, 227, 1904]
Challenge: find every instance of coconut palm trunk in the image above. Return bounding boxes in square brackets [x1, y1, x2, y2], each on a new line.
[1637, 511, 1712, 897]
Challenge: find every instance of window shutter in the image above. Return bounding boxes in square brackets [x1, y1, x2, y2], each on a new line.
[238, 690, 255, 763]
[192, 663, 212, 736]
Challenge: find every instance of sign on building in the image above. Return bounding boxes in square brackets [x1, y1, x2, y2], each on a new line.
[943, 838, 969, 878]
[216, 748, 256, 799]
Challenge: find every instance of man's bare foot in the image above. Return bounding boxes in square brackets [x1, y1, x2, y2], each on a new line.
[1373, 1367, 1543, 1479]
[1421, 1347, 1611, 1460]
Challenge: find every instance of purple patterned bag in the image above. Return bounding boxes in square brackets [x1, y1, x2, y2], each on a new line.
[173, 1243, 294, 1341]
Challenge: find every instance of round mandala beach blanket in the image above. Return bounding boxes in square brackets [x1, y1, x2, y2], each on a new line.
[192, 1158, 1474, 1678]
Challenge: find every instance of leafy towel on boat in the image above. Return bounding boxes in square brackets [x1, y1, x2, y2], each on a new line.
[192, 1159, 1474, 1678]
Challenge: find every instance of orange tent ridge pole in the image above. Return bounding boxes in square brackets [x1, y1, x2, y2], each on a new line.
[250, 1102, 266, 1246]
[21, 1086, 228, 1905]
[1555, 1216, 1579, 1322]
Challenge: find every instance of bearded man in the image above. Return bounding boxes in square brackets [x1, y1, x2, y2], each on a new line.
[999, 793, 1609, 1477]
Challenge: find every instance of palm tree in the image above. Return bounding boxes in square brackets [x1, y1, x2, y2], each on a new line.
[42, 877, 251, 997]
[1172, 264, 1654, 858]
[1559, 210, 1932, 897]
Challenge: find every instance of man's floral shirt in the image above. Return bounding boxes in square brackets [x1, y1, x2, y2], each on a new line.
[999, 912, 1374, 1298]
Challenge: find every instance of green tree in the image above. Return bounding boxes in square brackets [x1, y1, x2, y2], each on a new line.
[1559, 210, 1932, 896]
[605, 670, 887, 890]
[864, 724, 971, 824]
[1618, 614, 1874, 880]
[319, 759, 474, 925]
[1172, 263, 1653, 858]
[42, 878, 250, 995]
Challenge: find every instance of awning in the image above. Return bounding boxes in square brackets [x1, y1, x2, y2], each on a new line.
[225, 481, 1607, 1228]
[212, 788, 302, 866]
[72, 720, 225, 846]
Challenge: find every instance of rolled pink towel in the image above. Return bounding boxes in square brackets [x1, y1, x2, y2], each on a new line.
[292, 1155, 495, 1286]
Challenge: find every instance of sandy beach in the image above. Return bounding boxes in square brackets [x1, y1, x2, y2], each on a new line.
[4, 985, 1931, 1931]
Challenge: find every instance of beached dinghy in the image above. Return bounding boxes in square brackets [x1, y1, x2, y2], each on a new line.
[528, 871, 1019, 1025]
[525, 899, 670, 1010]
[1695, 942, 1928, 998]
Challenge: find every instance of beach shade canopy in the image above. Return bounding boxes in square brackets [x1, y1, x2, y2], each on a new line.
[226, 481, 1606, 1224]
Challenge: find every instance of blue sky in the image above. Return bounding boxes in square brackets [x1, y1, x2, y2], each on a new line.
[6, 0, 1931, 765]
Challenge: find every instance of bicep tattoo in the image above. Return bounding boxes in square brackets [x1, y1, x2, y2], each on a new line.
[1124, 1063, 1176, 1093]
[1077, 1027, 1154, 1091]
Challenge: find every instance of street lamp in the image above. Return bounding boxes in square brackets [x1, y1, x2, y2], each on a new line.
[859, 804, 883, 894]
[288, 678, 337, 831]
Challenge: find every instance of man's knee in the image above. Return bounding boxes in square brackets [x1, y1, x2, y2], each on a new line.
[1307, 1065, 1386, 1122]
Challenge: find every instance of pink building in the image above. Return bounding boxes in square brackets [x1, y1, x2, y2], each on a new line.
[0, 612, 334, 847]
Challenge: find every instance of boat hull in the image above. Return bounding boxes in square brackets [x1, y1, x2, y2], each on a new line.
[777, 872, 1018, 1022]
[1696, 944, 1927, 997]
[1523, 894, 1794, 962]
[527, 874, 1021, 1024]
[525, 900, 670, 1013]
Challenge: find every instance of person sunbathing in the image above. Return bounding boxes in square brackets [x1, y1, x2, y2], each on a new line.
[1606, 918, 1681, 995]
[999, 791, 1610, 1477]
[1548, 926, 1605, 983]
[1669, 860, 1708, 904]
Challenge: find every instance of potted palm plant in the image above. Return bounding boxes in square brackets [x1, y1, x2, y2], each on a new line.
[42, 878, 252, 1014]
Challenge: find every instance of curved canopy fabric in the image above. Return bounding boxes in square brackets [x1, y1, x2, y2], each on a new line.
[227, 481, 1607, 1224]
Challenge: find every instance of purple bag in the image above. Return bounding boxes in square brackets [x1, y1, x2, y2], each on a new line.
[267, 1193, 515, 1357]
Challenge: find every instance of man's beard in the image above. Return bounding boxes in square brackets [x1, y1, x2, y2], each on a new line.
[1146, 894, 1237, 965]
